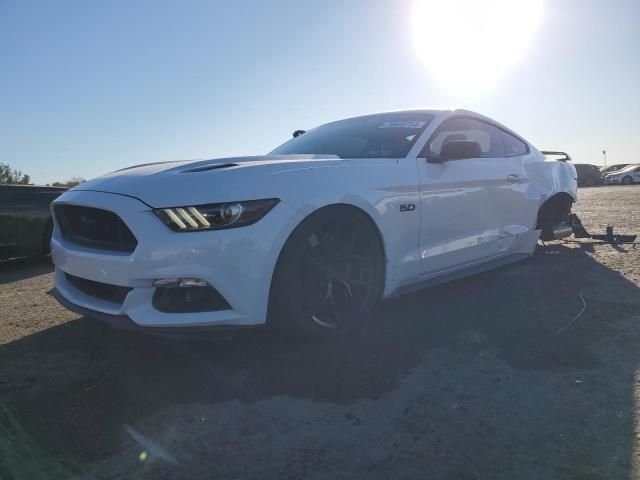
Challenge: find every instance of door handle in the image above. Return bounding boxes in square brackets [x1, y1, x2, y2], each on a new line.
[507, 174, 522, 183]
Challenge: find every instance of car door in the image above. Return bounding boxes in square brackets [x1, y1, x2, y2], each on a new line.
[0, 187, 18, 259]
[416, 116, 532, 276]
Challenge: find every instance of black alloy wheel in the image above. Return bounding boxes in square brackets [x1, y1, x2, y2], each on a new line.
[270, 206, 384, 338]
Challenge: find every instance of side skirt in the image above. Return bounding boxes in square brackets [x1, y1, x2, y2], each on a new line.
[388, 229, 540, 298]
[389, 252, 531, 298]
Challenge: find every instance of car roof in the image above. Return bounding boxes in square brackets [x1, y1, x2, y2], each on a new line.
[337, 108, 528, 143]
[346, 108, 482, 117]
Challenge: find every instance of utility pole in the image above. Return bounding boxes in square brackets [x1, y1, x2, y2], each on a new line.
[602, 149, 607, 168]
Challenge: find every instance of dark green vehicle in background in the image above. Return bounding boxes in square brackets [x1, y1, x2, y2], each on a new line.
[0, 185, 67, 261]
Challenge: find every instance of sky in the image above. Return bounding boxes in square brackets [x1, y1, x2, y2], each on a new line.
[1, 0, 639, 185]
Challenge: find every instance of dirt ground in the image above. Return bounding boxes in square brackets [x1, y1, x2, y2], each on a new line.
[1, 186, 640, 480]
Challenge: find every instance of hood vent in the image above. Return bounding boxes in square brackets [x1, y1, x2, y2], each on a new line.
[182, 163, 237, 173]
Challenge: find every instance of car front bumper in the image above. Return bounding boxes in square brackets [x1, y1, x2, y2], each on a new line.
[605, 178, 620, 184]
[51, 190, 302, 329]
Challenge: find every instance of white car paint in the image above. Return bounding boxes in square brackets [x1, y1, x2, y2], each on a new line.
[605, 164, 640, 184]
[51, 109, 577, 330]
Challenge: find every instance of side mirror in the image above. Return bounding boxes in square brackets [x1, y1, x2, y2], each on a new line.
[430, 140, 482, 163]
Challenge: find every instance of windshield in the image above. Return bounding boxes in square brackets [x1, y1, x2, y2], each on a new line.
[270, 112, 435, 159]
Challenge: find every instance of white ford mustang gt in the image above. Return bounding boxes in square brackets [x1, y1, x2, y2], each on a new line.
[51, 109, 577, 337]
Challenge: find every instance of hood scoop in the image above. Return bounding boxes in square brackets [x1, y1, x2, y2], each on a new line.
[181, 163, 238, 173]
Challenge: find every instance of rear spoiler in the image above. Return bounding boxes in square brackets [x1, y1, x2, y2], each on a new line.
[541, 151, 572, 162]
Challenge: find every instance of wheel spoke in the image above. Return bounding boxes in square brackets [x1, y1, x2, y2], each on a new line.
[300, 214, 378, 330]
[334, 277, 353, 297]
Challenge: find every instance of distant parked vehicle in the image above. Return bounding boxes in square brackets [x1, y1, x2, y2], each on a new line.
[604, 164, 640, 185]
[574, 163, 602, 187]
[600, 163, 631, 178]
[0, 185, 67, 261]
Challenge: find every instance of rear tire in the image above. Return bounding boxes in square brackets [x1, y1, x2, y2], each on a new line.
[269, 205, 385, 339]
[622, 176, 633, 185]
[536, 193, 573, 241]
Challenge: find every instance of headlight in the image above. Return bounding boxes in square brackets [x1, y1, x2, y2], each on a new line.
[155, 198, 279, 232]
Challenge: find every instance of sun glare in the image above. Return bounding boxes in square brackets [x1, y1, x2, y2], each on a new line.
[412, 0, 544, 92]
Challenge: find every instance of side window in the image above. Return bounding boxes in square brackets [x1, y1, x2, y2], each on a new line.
[424, 117, 506, 159]
[501, 131, 528, 156]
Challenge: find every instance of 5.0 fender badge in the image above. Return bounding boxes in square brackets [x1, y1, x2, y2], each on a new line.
[399, 204, 416, 212]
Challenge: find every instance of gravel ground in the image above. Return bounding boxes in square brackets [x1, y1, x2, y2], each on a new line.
[1, 185, 639, 480]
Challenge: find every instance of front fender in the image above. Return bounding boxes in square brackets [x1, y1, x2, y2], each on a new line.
[273, 159, 421, 296]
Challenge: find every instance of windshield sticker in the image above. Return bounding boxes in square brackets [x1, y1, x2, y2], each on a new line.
[379, 121, 426, 129]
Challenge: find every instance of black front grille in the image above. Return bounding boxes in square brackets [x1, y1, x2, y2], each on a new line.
[54, 205, 137, 253]
[65, 273, 132, 305]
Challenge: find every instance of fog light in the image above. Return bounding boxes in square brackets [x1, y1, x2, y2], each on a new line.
[152, 280, 231, 313]
[152, 278, 208, 288]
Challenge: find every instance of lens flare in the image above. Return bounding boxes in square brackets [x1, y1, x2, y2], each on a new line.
[412, 0, 544, 92]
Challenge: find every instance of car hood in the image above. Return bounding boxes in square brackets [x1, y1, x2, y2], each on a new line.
[69, 155, 342, 208]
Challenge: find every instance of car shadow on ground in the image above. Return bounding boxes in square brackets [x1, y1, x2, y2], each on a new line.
[1, 243, 639, 478]
[0, 256, 53, 285]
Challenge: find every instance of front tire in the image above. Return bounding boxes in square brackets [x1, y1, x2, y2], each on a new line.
[269, 205, 385, 338]
[622, 176, 633, 185]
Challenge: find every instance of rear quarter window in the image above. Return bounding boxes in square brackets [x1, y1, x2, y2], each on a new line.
[501, 131, 528, 156]
[424, 117, 506, 158]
